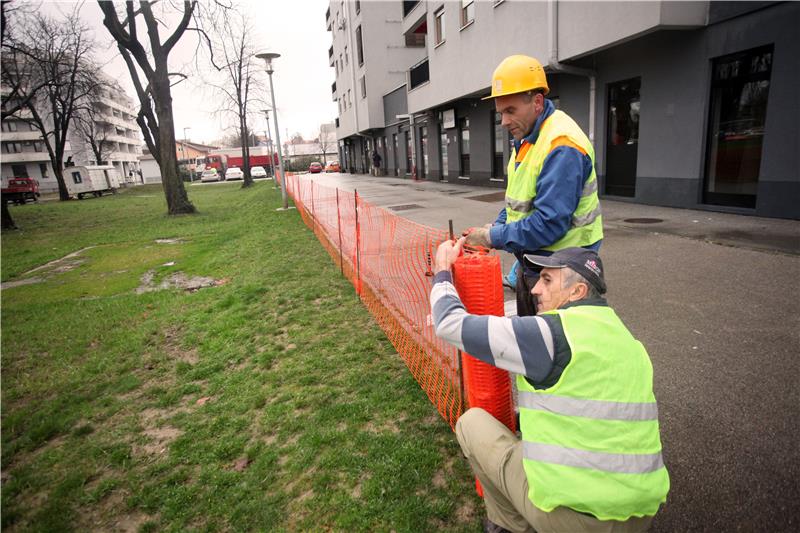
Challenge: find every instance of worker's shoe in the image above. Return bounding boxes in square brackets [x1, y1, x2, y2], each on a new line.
[482, 517, 512, 533]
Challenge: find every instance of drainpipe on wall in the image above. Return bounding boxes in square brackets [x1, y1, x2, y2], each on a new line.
[548, 0, 596, 143]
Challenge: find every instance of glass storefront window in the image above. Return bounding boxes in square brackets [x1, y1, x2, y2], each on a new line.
[704, 45, 773, 208]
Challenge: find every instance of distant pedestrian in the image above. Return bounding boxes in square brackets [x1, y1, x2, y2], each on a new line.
[371, 150, 382, 176]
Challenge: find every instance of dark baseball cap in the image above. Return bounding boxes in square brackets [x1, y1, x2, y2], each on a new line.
[523, 248, 607, 294]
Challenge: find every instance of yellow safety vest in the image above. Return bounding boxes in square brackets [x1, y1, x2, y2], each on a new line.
[506, 110, 603, 251]
[518, 305, 670, 520]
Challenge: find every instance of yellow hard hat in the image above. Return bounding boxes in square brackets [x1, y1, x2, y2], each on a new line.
[482, 55, 549, 100]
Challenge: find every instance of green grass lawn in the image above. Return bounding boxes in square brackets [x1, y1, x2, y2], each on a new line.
[1, 182, 481, 532]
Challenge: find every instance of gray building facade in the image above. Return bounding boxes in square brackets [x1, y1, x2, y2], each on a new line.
[327, 1, 800, 219]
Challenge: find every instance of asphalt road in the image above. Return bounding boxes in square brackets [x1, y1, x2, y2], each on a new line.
[299, 173, 800, 531]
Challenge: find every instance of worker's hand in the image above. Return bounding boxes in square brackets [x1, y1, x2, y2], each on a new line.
[435, 237, 465, 273]
[462, 226, 492, 248]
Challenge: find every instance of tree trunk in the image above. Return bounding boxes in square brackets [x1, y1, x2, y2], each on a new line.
[54, 165, 70, 201]
[154, 80, 194, 214]
[240, 120, 253, 188]
[1, 200, 18, 230]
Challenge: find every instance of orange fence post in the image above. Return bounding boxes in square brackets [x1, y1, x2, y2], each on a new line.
[336, 188, 344, 276]
[310, 180, 316, 235]
[354, 189, 362, 296]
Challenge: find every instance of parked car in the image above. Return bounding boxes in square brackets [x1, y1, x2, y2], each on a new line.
[2, 177, 40, 205]
[308, 162, 323, 174]
[225, 167, 244, 181]
[251, 166, 267, 178]
[200, 168, 220, 182]
[325, 161, 341, 173]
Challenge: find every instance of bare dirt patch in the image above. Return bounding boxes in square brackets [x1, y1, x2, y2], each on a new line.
[137, 426, 182, 456]
[135, 270, 223, 294]
[155, 238, 185, 244]
[3, 247, 94, 290]
[456, 497, 476, 523]
[163, 327, 200, 364]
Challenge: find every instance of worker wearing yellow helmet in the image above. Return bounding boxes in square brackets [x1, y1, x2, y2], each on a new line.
[463, 55, 603, 318]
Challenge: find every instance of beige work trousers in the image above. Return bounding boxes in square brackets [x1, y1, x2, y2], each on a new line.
[455, 408, 655, 533]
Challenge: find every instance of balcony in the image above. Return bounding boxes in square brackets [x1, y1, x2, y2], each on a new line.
[0, 151, 51, 163]
[1, 130, 42, 142]
[401, 0, 426, 37]
[408, 58, 429, 90]
[402, 1, 420, 18]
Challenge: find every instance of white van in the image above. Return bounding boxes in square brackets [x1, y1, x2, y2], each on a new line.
[64, 165, 123, 199]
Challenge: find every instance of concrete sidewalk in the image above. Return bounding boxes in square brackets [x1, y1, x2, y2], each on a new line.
[298, 172, 800, 532]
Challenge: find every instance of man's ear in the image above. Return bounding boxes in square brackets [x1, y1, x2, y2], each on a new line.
[570, 282, 589, 301]
[534, 93, 545, 113]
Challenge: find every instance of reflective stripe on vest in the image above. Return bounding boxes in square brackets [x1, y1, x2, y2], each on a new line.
[523, 442, 665, 474]
[517, 306, 669, 520]
[518, 390, 659, 421]
[504, 110, 603, 250]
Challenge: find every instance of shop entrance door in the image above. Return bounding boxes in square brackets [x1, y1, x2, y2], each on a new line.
[605, 78, 640, 197]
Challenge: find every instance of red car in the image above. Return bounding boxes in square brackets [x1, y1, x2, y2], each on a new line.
[308, 162, 323, 174]
[2, 177, 40, 205]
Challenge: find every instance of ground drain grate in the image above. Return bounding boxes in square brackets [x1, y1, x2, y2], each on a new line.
[466, 191, 506, 203]
[388, 204, 424, 211]
[624, 218, 664, 224]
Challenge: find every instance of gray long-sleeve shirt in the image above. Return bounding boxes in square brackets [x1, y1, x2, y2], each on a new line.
[430, 270, 608, 389]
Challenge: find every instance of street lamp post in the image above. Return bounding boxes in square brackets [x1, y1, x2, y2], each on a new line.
[261, 108, 274, 178]
[255, 52, 290, 210]
[183, 126, 193, 182]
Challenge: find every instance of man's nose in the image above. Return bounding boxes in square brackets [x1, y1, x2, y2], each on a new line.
[501, 114, 511, 128]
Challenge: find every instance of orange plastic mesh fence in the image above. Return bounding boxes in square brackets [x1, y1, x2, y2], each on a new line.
[282, 174, 512, 430]
[452, 252, 517, 433]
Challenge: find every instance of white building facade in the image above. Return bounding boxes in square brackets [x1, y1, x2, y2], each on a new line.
[327, 0, 799, 219]
[1, 77, 143, 193]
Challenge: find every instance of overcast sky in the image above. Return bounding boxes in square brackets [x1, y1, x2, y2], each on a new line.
[42, 0, 337, 145]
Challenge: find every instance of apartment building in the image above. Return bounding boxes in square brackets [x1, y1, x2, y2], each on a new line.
[1, 77, 143, 193]
[327, 1, 799, 219]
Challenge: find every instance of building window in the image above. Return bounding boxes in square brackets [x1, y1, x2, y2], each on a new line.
[4, 142, 22, 153]
[72, 171, 82, 184]
[459, 116, 470, 176]
[2, 121, 18, 132]
[492, 112, 506, 179]
[360, 76, 367, 98]
[347, 90, 351, 107]
[33, 141, 44, 152]
[39, 163, 49, 179]
[461, 0, 474, 27]
[355, 0, 360, 14]
[439, 124, 449, 179]
[704, 45, 773, 208]
[11, 164, 28, 178]
[356, 26, 364, 66]
[392, 133, 399, 175]
[419, 126, 428, 178]
[405, 130, 412, 174]
[434, 8, 445, 45]
[344, 46, 348, 65]
[409, 58, 429, 90]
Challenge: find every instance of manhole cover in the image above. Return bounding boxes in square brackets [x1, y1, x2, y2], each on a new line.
[467, 191, 506, 203]
[623, 218, 664, 224]
[389, 204, 424, 211]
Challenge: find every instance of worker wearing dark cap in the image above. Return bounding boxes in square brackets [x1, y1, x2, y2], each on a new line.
[431, 240, 669, 533]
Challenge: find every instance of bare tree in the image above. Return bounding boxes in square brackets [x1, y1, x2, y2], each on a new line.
[98, 1, 195, 215]
[317, 123, 336, 165]
[2, 6, 102, 201]
[200, 9, 264, 188]
[74, 92, 114, 166]
[1, 0, 17, 229]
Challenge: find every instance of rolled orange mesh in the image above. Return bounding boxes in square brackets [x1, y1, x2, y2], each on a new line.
[452, 249, 516, 432]
[283, 176, 517, 431]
